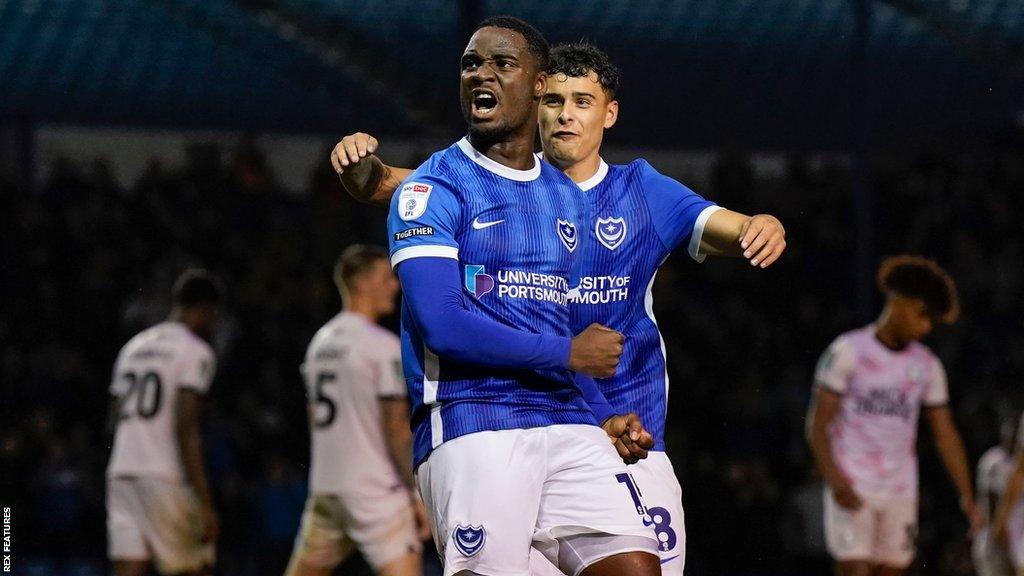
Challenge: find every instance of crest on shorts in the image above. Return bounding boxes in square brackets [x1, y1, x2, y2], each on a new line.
[595, 216, 627, 250]
[453, 524, 486, 557]
[556, 219, 578, 253]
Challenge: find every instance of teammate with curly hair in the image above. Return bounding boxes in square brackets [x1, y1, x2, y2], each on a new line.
[806, 255, 980, 576]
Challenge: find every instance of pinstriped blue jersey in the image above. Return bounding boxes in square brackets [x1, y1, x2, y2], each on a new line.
[570, 159, 718, 451]
[387, 138, 596, 466]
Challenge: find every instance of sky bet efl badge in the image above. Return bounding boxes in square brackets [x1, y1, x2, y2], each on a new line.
[398, 182, 432, 221]
[556, 219, 578, 253]
[596, 216, 627, 250]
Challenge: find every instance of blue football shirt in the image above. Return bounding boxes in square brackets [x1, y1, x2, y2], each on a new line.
[569, 159, 719, 451]
[388, 138, 597, 465]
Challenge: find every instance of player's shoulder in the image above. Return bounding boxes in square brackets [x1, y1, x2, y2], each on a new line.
[908, 339, 938, 359]
[171, 323, 214, 362]
[360, 320, 401, 353]
[830, 327, 867, 351]
[621, 158, 697, 197]
[394, 146, 462, 196]
[308, 312, 353, 347]
[121, 321, 178, 355]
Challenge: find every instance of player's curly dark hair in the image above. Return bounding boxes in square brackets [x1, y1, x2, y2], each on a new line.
[876, 255, 959, 324]
[549, 41, 620, 99]
[475, 16, 550, 71]
[172, 269, 223, 308]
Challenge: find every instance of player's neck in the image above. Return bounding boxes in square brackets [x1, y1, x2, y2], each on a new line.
[344, 300, 380, 324]
[469, 130, 536, 171]
[557, 153, 602, 185]
[873, 315, 908, 351]
[168, 308, 192, 330]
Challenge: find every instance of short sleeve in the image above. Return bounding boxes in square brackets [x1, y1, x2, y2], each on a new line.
[388, 174, 462, 268]
[179, 343, 216, 394]
[374, 338, 406, 399]
[638, 160, 718, 259]
[814, 337, 856, 394]
[922, 357, 949, 407]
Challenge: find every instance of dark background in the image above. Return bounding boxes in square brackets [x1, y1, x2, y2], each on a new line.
[3, 1, 1024, 575]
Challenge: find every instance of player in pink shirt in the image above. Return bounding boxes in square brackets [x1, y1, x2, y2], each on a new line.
[806, 255, 981, 576]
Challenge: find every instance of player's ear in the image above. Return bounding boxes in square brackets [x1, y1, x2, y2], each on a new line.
[535, 72, 547, 99]
[604, 99, 619, 129]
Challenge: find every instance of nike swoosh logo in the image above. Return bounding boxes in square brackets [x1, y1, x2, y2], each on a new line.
[660, 555, 680, 565]
[472, 218, 504, 230]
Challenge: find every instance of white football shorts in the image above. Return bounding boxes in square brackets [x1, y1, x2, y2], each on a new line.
[106, 476, 215, 575]
[416, 424, 659, 576]
[528, 450, 686, 576]
[824, 487, 917, 568]
[286, 491, 421, 573]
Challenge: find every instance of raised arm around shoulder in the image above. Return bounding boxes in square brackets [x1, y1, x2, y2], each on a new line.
[330, 132, 413, 206]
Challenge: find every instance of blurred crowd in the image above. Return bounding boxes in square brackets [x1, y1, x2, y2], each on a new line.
[3, 139, 1023, 576]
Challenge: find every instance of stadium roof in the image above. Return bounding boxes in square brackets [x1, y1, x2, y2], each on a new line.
[1, 0, 1022, 148]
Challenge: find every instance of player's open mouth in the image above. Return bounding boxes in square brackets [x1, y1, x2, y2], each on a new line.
[552, 130, 577, 140]
[471, 90, 498, 118]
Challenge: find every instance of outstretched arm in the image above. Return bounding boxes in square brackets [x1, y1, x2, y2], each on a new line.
[699, 209, 786, 268]
[927, 405, 981, 532]
[330, 132, 412, 206]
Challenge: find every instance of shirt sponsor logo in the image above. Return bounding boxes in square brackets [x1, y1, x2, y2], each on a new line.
[570, 275, 631, 304]
[556, 219, 578, 253]
[595, 216, 627, 250]
[453, 525, 485, 557]
[398, 182, 432, 221]
[853, 388, 912, 420]
[464, 265, 570, 305]
[394, 226, 434, 241]
[464, 265, 494, 298]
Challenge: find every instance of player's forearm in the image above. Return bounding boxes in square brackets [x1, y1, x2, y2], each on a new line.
[809, 427, 846, 487]
[384, 424, 416, 492]
[935, 429, 974, 502]
[698, 208, 747, 257]
[378, 165, 412, 205]
[339, 156, 410, 207]
[176, 425, 213, 507]
[574, 373, 615, 425]
[398, 258, 570, 370]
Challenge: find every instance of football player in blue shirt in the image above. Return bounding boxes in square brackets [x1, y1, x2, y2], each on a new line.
[334, 40, 786, 576]
[368, 17, 664, 576]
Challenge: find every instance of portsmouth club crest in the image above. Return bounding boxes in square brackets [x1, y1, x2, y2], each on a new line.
[595, 216, 627, 250]
[556, 219, 578, 253]
[453, 524, 486, 557]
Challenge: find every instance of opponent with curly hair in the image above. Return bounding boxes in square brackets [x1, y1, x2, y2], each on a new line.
[806, 255, 980, 576]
